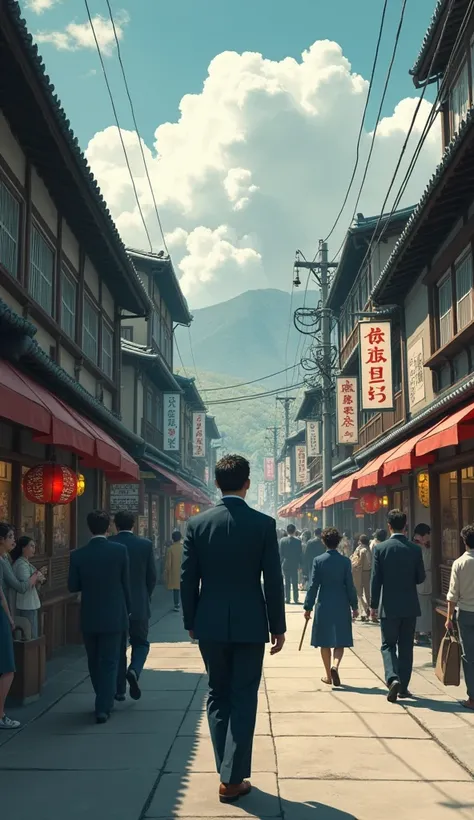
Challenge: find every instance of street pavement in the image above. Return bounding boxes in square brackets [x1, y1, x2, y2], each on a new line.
[1, 596, 474, 820]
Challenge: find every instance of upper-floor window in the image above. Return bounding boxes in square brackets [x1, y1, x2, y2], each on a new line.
[121, 326, 133, 342]
[30, 225, 54, 315]
[0, 180, 20, 278]
[455, 251, 473, 331]
[449, 61, 469, 137]
[438, 275, 453, 347]
[60, 267, 76, 340]
[101, 321, 113, 379]
[83, 297, 99, 364]
[436, 248, 473, 349]
[152, 308, 161, 348]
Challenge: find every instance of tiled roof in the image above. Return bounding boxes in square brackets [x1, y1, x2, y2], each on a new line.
[411, 0, 446, 77]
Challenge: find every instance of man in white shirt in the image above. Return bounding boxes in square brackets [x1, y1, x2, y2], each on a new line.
[446, 524, 474, 710]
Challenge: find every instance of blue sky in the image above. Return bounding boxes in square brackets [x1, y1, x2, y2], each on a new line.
[21, 0, 437, 150]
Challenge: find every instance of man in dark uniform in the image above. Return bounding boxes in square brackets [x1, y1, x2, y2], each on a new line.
[181, 454, 286, 805]
[279, 524, 302, 604]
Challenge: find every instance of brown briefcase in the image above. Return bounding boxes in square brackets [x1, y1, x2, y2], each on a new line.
[435, 630, 461, 687]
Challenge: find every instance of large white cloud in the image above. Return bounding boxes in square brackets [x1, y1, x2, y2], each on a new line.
[85, 40, 440, 308]
[36, 12, 129, 55]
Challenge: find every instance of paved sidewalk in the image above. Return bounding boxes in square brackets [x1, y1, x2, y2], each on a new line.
[1, 602, 474, 819]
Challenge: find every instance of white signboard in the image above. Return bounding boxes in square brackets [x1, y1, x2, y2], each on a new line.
[407, 336, 425, 409]
[278, 461, 285, 496]
[359, 321, 394, 411]
[285, 456, 291, 493]
[336, 376, 359, 445]
[192, 412, 206, 457]
[163, 393, 180, 451]
[295, 445, 307, 484]
[109, 483, 140, 514]
[306, 421, 320, 457]
[258, 483, 265, 507]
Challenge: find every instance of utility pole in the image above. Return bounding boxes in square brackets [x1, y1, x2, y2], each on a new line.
[276, 396, 296, 440]
[266, 426, 280, 520]
[293, 241, 337, 528]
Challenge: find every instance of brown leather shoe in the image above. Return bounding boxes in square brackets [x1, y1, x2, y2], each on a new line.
[219, 780, 252, 803]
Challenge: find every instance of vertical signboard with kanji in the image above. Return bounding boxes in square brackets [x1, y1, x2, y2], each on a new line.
[192, 412, 206, 457]
[264, 457, 275, 481]
[278, 461, 285, 495]
[285, 456, 291, 493]
[407, 337, 425, 409]
[306, 421, 320, 456]
[258, 483, 265, 507]
[163, 393, 180, 451]
[295, 445, 307, 484]
[359, 322, 393, 410]
[336, 377, 358, 445]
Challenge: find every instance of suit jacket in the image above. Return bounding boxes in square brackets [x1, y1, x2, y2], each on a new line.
[303, 537, 325, 577]
[68, 537, 131, 634]
[110, 531, 156, 621]
[181, 497, 286, 643]
[370, 533, 426, 619]
[279, 535, 302, 572]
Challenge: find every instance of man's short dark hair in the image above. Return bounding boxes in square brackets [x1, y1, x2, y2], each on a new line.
[374, 528, 387, 542]
[114, 510, 135, 531]
[414, 523, 431, 537]
[359, 534, 370, 546]
[387, 509, 407, 532]
[461, 524, 474, 549]
[87, 510, 111, 536]
[321, 527, 341, 550]
[171, 529, 182, 542]
[287, 524, 296, 535]
[315, 528, 322, 537]
[215, 454, 250, 492]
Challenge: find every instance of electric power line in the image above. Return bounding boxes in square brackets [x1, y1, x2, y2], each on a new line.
[206, 381, 305, 406]
[174, 336, 190, 379]
[323, 0, 389, 243]
[200, 364, 299, 392]
[84, 0, 153, 253]
[105, 0, 169, 255]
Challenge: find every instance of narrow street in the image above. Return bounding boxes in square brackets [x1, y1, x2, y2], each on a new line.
[1, 595, 474, 820]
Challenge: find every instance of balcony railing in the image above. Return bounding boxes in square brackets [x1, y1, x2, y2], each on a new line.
[340, 324, 359, 369]
[141, 419, 164, 451]
[353, 390, 404, 452]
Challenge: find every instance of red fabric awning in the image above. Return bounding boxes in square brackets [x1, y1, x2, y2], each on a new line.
[145, 461, 210, 504]
[0, 360, 139, 482]
[356, 445, 404, 489]
[383, 429, 436, 478]
[278, 502, 292, 518]
[415, 402, 474, 457]
[292, 489, 319, 512]
[315, 473, 359, 509]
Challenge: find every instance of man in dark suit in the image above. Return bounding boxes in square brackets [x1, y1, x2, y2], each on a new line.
[68, 510, 131, 723]
[112, 510, 157, 701]
[181, 454, 286, 805]
[370, 509, 426, 703]
[303, 528, 325, 584]
[279, 524, 302, 604]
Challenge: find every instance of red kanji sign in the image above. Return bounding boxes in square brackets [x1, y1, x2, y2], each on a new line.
[359, 321, 393, 411]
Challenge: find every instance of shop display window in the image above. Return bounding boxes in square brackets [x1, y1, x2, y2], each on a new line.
[20, 466, 46, 554]
[0, 461, 12, 522]
[440, 471, 460, 565]
[53, 503, 71, 551]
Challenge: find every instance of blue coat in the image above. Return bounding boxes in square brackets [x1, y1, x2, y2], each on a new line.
[304, 550, 358, 648]
[68, 537, 131, 634]
[181, 497, 286, 643]
[370, 533, 426, 618]
[109, 531, 156, 621]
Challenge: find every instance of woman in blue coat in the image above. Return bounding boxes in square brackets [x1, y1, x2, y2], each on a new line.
[303, 526, 358, 687]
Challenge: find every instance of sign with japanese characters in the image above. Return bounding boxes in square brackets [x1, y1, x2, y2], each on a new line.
[163, 393, 180, 451]
[285, 456, 291, 493]
[205, 466, 210, 484]
[278, 461, 285, 496]
[258, 483, 265, 507]
[264, 457, 275, 481]
[336, 377, 359, 445]
[306, 421, 320, 457]
[359, 321, 393, 410]
[192, 412, 206, 457]
[407, 337, 425, 409]
[295, 445, 307, 484]
[109, 483, 140, 514]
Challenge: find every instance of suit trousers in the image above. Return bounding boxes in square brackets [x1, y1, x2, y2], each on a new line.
[117, 619, 150, 694]
[457, 609, 474, 699]
[199, 641, 265, 785]
[83, 631, 122, 716]
[380, 616, 416, 691]
[284, 568, 299, 603]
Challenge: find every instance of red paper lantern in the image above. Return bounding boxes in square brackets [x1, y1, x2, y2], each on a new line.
[354, 499, 365, 519]
[175, 502, 193, 521]
[22, 464, 78, 505]
[359, 492, 381, 514]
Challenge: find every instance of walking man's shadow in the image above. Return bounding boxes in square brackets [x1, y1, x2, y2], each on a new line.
[236, 787, 357, 819]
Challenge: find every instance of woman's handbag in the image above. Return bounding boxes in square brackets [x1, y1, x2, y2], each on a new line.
[435, 629, 461, 686]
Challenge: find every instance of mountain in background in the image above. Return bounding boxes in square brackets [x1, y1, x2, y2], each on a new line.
[175, 288, 319, 383]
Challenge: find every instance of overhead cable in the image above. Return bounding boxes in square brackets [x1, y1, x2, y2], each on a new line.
[200, 364, 299, 392]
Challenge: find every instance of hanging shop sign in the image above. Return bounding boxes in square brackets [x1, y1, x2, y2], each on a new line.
[285, 456, 291, 493]
[359, 321, 394, 411]
[306, 421, 320, 456]
[258, 483, 265, 507]
[192, 412, 206, 457]
[204, 466, 210, 484]
[109, 482, 141, 514]
[163, 393, 180, 451]
[359, 492, 381, 514]
[264, 457, 275, 481]
[336, 377, 359, 444]
[417, 471, 430, 508]
[175, 502, 201, 521]
[22, 463, 78, 506]
[295, 445, 307, 484]
[354, 499, 365, 519]
[407, 337, 425, 409]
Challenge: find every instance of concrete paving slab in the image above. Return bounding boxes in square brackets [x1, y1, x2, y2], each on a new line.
[279, 779, 474, 820]
[263, 666, 380, 680]
[265, 677, 381, 692]
[144, 658, 205, 670]
[189, 691, 269, 712]
[146, 772, 280, 817]
[267, 690, 401, 713]
[25, 707, 185, 736]
[404, 698, 472, 729]
[165, 735, 276, 773]
[0, 770, 158, 820]
[270, 711, 429, 739]
[178, 710, 271, 737]
[75, 670, 202, 693]
[426, 728, 474, 776]
[2, 731, 174, 771]
[275, 736, 471, 780]
[46, 690, 195, 713]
